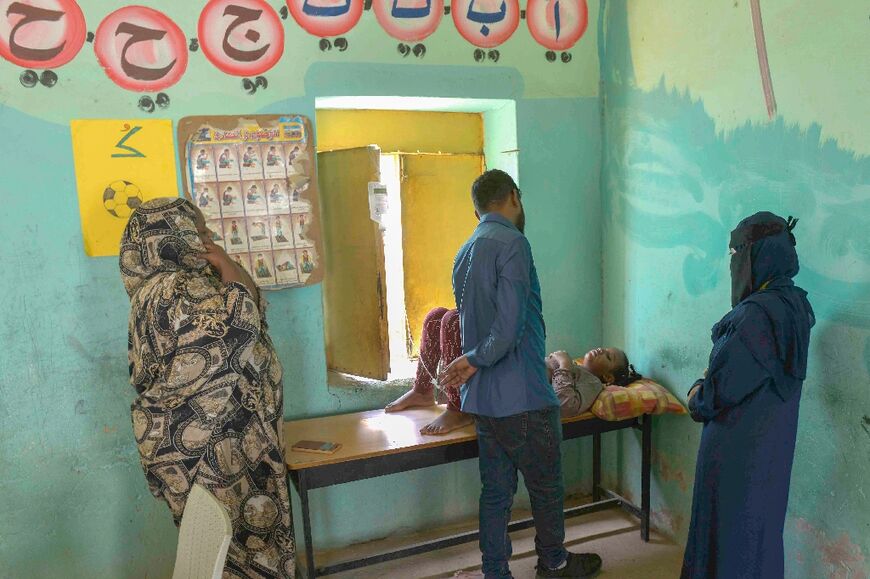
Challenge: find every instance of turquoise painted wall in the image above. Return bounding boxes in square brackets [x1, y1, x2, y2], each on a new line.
[599, 1, 870, 578]
[0, 2, 603, 577]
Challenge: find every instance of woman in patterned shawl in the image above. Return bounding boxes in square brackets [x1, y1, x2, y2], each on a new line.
[119, 198, 295, 578]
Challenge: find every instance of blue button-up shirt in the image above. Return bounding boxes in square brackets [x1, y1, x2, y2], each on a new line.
[453, 213, 559, 418]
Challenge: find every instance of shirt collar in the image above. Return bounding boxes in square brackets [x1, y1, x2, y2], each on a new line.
[480, 212, 518, 231]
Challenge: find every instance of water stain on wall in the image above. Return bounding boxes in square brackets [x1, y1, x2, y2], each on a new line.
[651, 508, 686, 537]
[652, 449, 689, 493]
[794, 518, 868, 579]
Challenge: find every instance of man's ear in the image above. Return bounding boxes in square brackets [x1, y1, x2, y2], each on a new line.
[512, 190, 520, 207]
[602, 371, 615, 384]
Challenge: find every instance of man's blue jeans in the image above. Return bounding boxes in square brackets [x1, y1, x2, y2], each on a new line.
[475, 406, 568, 579]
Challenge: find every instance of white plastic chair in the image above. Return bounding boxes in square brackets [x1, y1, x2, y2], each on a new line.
[172, 484, 233, 579]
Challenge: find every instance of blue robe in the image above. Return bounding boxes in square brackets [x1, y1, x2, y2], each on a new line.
[682, 213, 814, 579]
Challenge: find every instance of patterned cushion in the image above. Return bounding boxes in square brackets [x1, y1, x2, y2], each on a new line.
[590, 378, 688, 421]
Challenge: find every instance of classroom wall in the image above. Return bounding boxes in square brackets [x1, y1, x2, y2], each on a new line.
[599, 1, 870, 577]
[0, 1, 603, 576]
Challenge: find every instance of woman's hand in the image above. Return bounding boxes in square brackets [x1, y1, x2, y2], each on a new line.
[200, 240, 260, 301]
[200, 239, 236, 275]
[688, 385, 700, 402]
[439, 355, 478, 391]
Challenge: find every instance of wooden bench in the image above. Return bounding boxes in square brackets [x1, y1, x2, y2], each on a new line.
[285, 406, 652, 578]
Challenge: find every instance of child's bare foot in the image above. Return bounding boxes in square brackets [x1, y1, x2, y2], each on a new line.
[385, 390, 434, 412]
[420, 409, 474, 435]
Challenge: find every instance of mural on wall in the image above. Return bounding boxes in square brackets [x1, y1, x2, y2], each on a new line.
[452, 0, 519, 62]
[94, 6, 188, 112]
[603, 82, 870, 326]
[0, 0, 594, 94]
[526, 0, 587, 63]
[600, 0, 870, 327]
[198, 0, 284, 95]
[373, 0, 443, 59]
[0, 0, 86, 88]
[70, 119, 179, 257]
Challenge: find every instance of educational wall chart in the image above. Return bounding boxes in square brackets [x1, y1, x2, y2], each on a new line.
[70, 119, 179, 257]
[178, 115, 323, 290]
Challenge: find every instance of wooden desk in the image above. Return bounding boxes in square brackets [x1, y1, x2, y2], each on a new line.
[285, 406, 652, 578]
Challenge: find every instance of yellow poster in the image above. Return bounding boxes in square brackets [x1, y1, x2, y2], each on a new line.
[70, 120, 179, 257]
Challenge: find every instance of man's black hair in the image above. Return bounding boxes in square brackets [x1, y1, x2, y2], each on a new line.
[471, 169, 518, 213]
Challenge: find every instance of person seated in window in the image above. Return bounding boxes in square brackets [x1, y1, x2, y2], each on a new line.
[386, 307, 639, 434]
[385, 308, 469, 435]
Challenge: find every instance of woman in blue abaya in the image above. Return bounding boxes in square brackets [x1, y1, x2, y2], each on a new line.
[681, 212, 815, 579]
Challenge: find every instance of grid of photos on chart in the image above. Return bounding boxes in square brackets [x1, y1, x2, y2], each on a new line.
[189, 139, 318, 288]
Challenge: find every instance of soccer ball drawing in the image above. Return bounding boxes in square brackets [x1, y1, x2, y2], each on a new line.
[103, 180, 143, 218]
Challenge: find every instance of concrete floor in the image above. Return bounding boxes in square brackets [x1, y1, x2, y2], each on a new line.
[314, 506, 684, 579]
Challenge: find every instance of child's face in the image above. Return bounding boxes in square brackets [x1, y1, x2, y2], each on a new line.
[582, 348, 625, 383]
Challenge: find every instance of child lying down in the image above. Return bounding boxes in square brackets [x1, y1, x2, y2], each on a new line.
[547, 349, 640, 418]
[386, 308, 640, 434]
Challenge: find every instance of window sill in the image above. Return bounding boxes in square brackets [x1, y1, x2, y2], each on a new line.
[327, 370, 415, 393]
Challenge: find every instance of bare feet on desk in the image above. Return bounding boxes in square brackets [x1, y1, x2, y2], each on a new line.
[384, 389, 434, 413]
[420, 409, 474, 435]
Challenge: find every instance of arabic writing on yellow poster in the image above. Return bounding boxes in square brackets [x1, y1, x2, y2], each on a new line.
[71, 119, 178, 257]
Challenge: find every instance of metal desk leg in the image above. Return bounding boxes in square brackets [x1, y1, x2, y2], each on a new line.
[640, 416, 652, 542]
[592, 432, 601, 502]
[298, 471, 316, 578]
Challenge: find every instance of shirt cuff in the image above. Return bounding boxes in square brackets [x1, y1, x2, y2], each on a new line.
[466, 349, 482, 368]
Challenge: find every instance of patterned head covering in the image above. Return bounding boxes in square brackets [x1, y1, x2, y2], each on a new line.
[119, 197, 209, 298]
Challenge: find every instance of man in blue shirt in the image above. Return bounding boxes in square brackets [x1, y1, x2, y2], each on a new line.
[440, 170, 602, 579]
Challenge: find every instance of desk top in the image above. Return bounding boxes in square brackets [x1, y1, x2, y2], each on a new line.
[284, 405, 596, 471]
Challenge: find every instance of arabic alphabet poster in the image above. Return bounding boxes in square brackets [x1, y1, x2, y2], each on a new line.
[1, 0, 592, 103]
[198, 0, 285, 77]
[0, 0, 87, 70]
[178, 114, 324, 290]
[452, 0, 520, 49]
[70, 119, 179, 257]
[373, 0, 444, 42]
[94, 6, 189, 92]
[286, 0, 364, 38]
[526, 0, 588, 52]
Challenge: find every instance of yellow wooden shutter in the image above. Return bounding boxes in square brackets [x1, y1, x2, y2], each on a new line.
[318, 147, 390, 380]
[400, 154, 483, 357]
